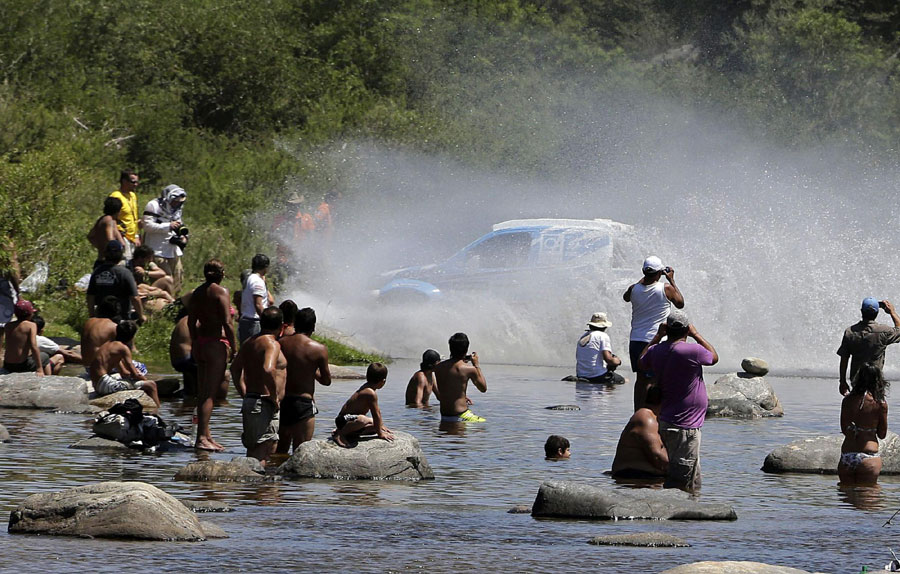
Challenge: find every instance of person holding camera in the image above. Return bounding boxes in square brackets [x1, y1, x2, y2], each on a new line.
[143, 184, 188, 293]
[837, 298, 900, 396]
[623, 256, 684, 411]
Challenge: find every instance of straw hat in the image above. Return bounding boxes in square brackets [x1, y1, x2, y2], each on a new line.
[587, 312, 612, 329]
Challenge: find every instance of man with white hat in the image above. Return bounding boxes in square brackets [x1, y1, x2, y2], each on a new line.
[837, 297, 900, 396]
[575, 312, 625, 385]
[143, 184, 188, 293]
[623, 255, 684, 410]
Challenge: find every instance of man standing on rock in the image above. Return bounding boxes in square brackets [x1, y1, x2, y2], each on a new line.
[640, 310, 717, 491]
[230, 306, 286, 466]
[276, 306, 331, 454]
[837, 298, 900, 396]
[434, 332, 487, 423]
[624, 256, 684, 411]
[188, 259, 235, 452]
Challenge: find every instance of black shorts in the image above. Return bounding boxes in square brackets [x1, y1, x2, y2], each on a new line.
[282, 395, 318, 426]
[3, 352, 50, 373]
[629, 340, 651, 374]
[583, 371, 626, 385]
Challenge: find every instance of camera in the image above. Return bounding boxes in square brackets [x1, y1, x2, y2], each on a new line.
[169, 226, 190, 250]
[664, 266, 672, 274]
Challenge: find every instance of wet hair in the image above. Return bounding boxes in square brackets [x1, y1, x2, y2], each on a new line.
[644, 384, 662, 406]
[119, 169, 136, 184]
[448, 332, 469, 358]
[544, 435, 570, 458]
[367, 362, 388, 383]
[295, 307, 316, 335]
[116, 320, 138, 343]
[203, 259, 225, 282]
[259, 306, 283, 331]
[32, 315, 46, 334]
[97, 296, 120, 320]
[279, 300, 298, 326]
[251, 253, 270, 272]
[103, 196, 123, 216]
[133, 245, 154, 261]
[850, 362, 890, 403]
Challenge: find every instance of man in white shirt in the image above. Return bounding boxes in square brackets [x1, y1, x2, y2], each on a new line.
[142, 184, 187, 293]
[623, 255, 684, 410]
[238, 254, 275, 343]
[575, 312, 624, 385]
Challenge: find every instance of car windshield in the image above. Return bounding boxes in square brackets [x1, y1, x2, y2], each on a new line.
[466, 231, 533, 268]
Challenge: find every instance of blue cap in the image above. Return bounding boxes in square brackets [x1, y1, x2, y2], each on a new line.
[862, 297, 880, 314]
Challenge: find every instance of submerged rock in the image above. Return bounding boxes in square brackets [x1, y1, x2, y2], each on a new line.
[154, 378, 181, 397]
[69, 437, 133, 451]
[707, 373, 783, 418]
[589, 532, 689, 547]
[546, 405, 581, 411]
[0, 374, 90, 410]
[762, 432, 900, 474]
[531, 481, 737, 521]
[508, 505, 532, 514]
[661, 561, 816, 573]
[741, 357, 770, 376]
[89, 389, 157, 410]
[0, 424, 9, 442]
[279, 431, 434, 481]
[174, 456, 274, 483]
[7, 481, 221, 541]
[182, 500, 233, 513]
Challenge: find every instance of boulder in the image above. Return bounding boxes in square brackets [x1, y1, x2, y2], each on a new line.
[661, 562, 817, 574]
[741, 357, 770, 376]
[0, 374, 90, 410]
[0, 423, 8, 442]
[154, 378, 181, 397]
[174, 456, 274, 483]
[89, 389, 157, 410]
[329, 365, 365, 380]
[762, 432, 900, 474]
[589, 532, 689, 547]
[69, 437, 133, 451]
[707, 373, 783, 418]
[182, 500, 233, 513]
[531, 481, 737, 520]
[279, 431, 434, 481]
[7, 481, 221, 541]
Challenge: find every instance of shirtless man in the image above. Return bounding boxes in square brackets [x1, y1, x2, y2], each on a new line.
[611, 384, 669, 479]
[89, 320, 160, 406]
[230, 306, 286, 466]
[169, 307, 198, 397]
[434, 332, 487, 422]
[2, 300, 45, 376]
[279, 299, 297, 338]
[276, 306, 331, 454]
[187, 259, 235, 451]
[406, 349, 441, 406]
[87, 197, 125, 264]
[80, 298, 120, 368]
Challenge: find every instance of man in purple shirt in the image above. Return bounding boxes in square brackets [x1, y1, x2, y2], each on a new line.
[639, 309, 718, 491]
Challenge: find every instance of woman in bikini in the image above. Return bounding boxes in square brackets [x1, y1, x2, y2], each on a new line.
[839, 362, 889, 486]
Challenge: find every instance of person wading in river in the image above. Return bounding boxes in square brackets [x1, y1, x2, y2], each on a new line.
[839, 362, 888, 486]
[434, 332, 487, 423]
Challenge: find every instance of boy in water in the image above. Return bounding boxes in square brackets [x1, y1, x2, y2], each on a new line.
[332, 362, 394, 447]
[405, 349, 441, 407]
[544, 435, 571, 460]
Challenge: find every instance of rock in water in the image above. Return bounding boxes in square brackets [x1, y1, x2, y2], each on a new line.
[661, 561, 815, 573]
[279, 431, 434, 481]
[181, 500, 233, 513]
[0, 374, 90, 410]
[154, 378, 181, 397]
[762, 431, 900, 474]
[0, 424, 9, 442]
[531, 481, 737, 520]
[7, 481, 220, 540]
[89, 389, 157, 410]
[174, 457, 272, 483]
[329, 365, 366, 379]
[589, 532, 690, 547]
[69, 437, 132, 451]
[545, 405, 581, 411]
[741, 357, 770, 376]
[707, 373, 783, 418]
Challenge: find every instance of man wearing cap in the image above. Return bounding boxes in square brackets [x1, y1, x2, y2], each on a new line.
[575, 312, 625, 385]
[86, 241, 145, 324]
[837, 298, 900, 396]
[623, 255, 684, 410]
[109, 169, 141, 261]
[2, 299, 46, 376]
[143, 183, 187, 293]
[640, 310, 717, 491]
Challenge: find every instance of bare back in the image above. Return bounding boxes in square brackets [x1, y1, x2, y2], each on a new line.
[405, 370, 434, 406]
[339, 386, 378, 417]
[87, 215, 123, 258]
[841, 392, 888, 454]
[80, 317, 117, 367]
[189, 282, 233, 340]
[4, 320, 39, 364]
[169, 316, 191, 361]
[89, 340, 135, 382]
[279, 333, 331, 399]
[434, 358, 482, 417]
[611, 408, 668, 476]
[232, 334, 286, 401]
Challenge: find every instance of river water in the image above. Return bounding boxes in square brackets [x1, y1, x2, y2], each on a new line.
[0, 362, 895, 573]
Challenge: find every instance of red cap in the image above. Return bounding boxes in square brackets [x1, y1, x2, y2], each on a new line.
[14, 299, 36, 318]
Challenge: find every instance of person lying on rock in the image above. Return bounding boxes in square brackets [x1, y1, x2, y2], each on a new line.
[2, 300, 45, 376]
[406, 349, 441, 407]
[32, 315, 81, 375]
[838, 362, 888, 487]
[611, 384, 668, 479]
[544, 435, 570, 460]
[332, 362, 393, 447]
[89, 320, 159, 407]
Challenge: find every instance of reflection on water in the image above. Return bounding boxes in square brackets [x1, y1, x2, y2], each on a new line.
[0, 363, 898, 573]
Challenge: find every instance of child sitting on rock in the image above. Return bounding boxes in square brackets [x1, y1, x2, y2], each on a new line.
[332, 362, 394, 447]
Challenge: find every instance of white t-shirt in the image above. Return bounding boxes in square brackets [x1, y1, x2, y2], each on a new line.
[240, 273, 268, 319]
[575, 330, 611, 378]
[37, 335, 59, 356]
[629, 281, 670, 342]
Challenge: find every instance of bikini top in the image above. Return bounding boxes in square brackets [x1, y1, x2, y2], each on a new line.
[846, 392, 879, 435]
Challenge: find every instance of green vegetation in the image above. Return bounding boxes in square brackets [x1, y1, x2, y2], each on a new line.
[3, 0, 898, 360]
